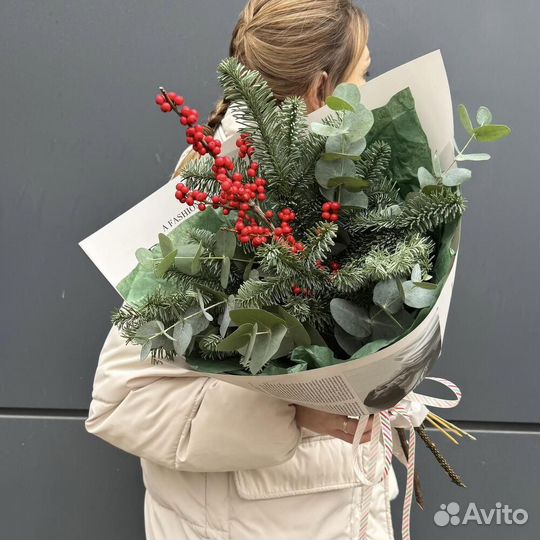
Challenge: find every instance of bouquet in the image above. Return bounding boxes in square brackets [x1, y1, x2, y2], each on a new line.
[111, 55, 508, 379]
[80, 51, 510, 539]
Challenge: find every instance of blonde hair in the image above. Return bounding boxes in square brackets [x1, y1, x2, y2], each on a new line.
[175, 0, 369, 175]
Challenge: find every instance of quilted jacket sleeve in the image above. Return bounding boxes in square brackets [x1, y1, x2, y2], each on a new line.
[85, 323, 302, 472]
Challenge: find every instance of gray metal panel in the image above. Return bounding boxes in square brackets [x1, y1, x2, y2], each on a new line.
[0, 0, 245, 409]
[0, 416, 145, 540]
[391, 429, 540, 539]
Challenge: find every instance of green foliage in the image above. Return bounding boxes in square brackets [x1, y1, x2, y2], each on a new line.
[114, 58, 510, 373]
[217, 58, 291, 197]
[178, 155, 219, 195]
[352, 187, 467, 234]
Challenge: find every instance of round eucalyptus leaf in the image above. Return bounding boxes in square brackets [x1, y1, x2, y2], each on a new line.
[315, 157, 356, 187]
[455, 152, 491, 162]
[183, 305, 211, 335]
[474, 124, 511, 142]
[329, 298, 371, 338]
[373, 279, 403, 314]
[310, 122, 347, 137]
[324, 134, 366, 160]
[155, 249, 177, 278]
[172, 320, 193, 356]
[173, 244, 201, 275]
[219, 295, 235, 338]
[334, 325, 365, 356]
[342, 108, 374, 142]
[134, 320, 165, 340]
[476, 106, 492, 126]
[140, 340, 152, 361]
[327, 176, 370, 191]
[330, 83, 362, 112]
[325, 95, 355, 112]
[158, 233, 174, 257]
[411, 263, 422, 282]
[417, 166, 437, 188]
[220, 256, 231, 289]
[458, 104, 474, 135]
[248, 323, 288, 374]
[341, 190, 369, 208]
[214, 230, 236, 258]
[442, 167, 471, 186]
[402, 280, 437, 308]
[229, 308, 286, 328]
[433, 152, 442, 177]
[216, 323, 254, 352]
[191, 242, 204, 274]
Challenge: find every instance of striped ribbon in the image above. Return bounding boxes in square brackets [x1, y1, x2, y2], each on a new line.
[352, 377, 462, 540]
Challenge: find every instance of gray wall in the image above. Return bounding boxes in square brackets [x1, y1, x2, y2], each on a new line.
[1, 1, 538, 539]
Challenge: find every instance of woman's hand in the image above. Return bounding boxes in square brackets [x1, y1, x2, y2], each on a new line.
[293, 404, 373, 444]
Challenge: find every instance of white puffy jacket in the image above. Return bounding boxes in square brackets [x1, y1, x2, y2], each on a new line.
[85, 107, 399, 540]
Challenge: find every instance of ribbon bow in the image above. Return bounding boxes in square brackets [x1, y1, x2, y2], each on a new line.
[352, 377, 462, 540]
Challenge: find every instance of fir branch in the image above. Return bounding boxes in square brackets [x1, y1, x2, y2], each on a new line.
[198, 333, 232, 359]
[185, 228, 216, 251]
[177, 155, 219, 194]
[301, 222, 338, 264]
[351, 187, 467, 233]
[217, 58, 290, 194]
[280, 96, 308, 164]
[361, 232, 435, 281]
[331, 259, 368, 293]
[162, 267, 222, 290]
[284, 295, 333, 332]
[111, 289, 194, 342]
[236, 277, 293, 308]
[331, 232, 434, 292]
[368, 175, 401, 209]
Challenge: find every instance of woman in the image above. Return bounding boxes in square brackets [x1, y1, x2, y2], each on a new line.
[85, 1, 399, 539]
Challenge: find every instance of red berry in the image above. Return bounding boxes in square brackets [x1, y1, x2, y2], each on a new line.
[321, 211, 331, 221]
[331, 201, 341, 212]
[322, 202, 331, 212]
[173, 95, 185, 106]
[265, 210, 274, 218]
[329, 213, 339, 222]
[160, 102, 172, 113]
[155, 94, 165, 105]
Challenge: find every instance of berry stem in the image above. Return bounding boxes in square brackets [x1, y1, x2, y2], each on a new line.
[159, 87, 180, 116]
[249, 202, 275, 231]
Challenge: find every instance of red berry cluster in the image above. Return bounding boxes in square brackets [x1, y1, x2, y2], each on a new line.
[291, 284, 312, 296]
[186, 125, 222, 156]
[321, 201, 341, 222]
[174, 183, 208, 211]
[236, 133, 255, 159]
[156, 88, 307, 252]
[155, 91, 184, 112]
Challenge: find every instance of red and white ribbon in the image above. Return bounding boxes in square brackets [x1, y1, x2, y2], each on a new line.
[352, 377, 462, 540]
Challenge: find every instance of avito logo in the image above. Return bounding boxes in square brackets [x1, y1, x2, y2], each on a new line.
[434, 502, 528, 527]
